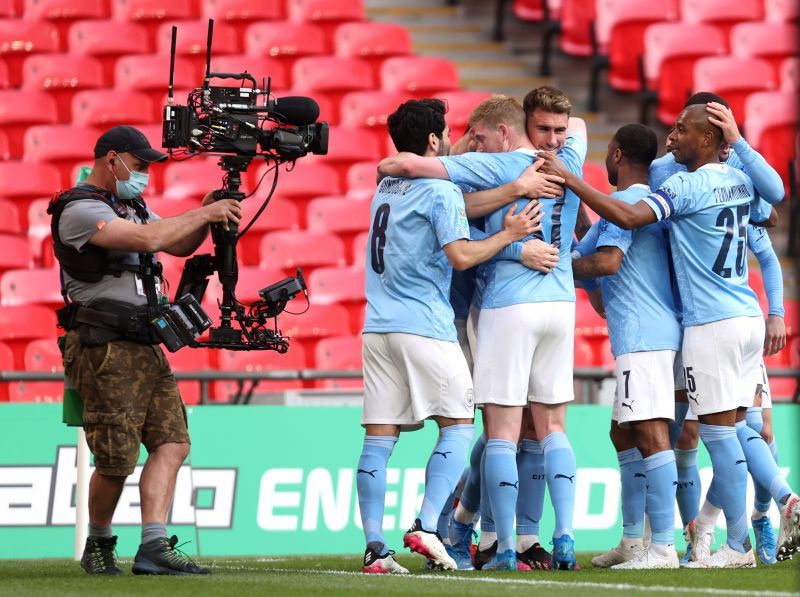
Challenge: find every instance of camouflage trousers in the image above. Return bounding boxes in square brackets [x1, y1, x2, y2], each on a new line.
[61, 330, 190, 476]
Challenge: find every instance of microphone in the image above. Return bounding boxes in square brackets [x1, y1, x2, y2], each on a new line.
[267, 96, 320, 127]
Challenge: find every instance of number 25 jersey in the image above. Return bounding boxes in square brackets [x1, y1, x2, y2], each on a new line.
[642, 163, 767, 327]
[363, 176, 470, 342]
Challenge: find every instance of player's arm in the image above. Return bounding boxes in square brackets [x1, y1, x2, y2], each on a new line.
[90, 199, 242, 253]
[443, 200, 539, 270]
[572, 245, 624, 280]
[750, 205, 778, 228]
[539, 152, 657, 230]
[462, 159, 564, 219]
[160, 190, 219, 257]
[574, 204, 593, 239]
[749, 230, 786, 355]
[707, 102, 785, 204]
[377, 152, 449, 180]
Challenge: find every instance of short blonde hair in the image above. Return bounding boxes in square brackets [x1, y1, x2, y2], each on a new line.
[468, 95, 526, 133]
[522, 86, 572, 116]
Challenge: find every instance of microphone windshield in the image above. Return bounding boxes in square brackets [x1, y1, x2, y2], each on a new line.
[271, 96, 320, 126]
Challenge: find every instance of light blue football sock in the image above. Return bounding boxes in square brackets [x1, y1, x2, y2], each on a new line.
[543, 432, 577, 539]
[483, 439, 518, 554]
[459, 433, 486, 514]
[357, 435, 397, 553]
[675, 448, 701, 526]
[516, 439, 546, 539]
[745, 407, 763, 434]
[479, 446, 495, 533]
[644, 450, 678, 545]
[669, 403, 690, 448]
[419, 424, 474, 532]
[699, 424, 749, 553]
[736, 420, 791, 512]
[618, 447, 646, 539]
[769, 439, 779, 465]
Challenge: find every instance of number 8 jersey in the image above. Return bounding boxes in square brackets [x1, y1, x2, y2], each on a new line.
[363, 176, 470, 342]
[643, 163, 770, 327]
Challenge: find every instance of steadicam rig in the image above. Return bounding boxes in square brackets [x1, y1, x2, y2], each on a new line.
[159, 19, 322, 351]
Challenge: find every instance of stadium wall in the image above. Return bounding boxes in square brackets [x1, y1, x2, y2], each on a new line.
[0, 403, 797, 559]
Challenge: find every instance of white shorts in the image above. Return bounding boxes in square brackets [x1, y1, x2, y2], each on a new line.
[455, 318, 473, 373]
[674, 350, 686, 391]
[611, 350, 677, 425]
[682, 316, 765, 417]
[473, 301, 575, 407]
[362, 332, 475, 430]
[757, 360, 772, 409]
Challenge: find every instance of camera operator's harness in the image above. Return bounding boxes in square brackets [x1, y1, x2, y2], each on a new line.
[48, 185, 164, 344]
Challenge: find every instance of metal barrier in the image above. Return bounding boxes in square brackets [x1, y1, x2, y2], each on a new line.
[2, 368, 799, 404]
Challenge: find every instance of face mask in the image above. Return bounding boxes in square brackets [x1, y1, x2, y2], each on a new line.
[113, 155, 149, 199]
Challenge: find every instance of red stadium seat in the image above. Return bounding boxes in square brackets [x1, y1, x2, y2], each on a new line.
[307, 265, 365, 305]
[164, 346, 212, 405]
[0, 161, 60, 228]
[780, 57, 800, 92]
[574, 336, 596, 367]
[68, 20, 150, 82]
[339, 90, 413, 147]
[346, 161, 377, 201]
[582, 161, 612, 194]
[352, 230, 368, 269]
[0, 304, 57, 370]
[680, 0, 762, 42]
[28, 198, 55, 266]
[210, 55, 289, 90]
[765, 0, 800, 23]
[0, 233, 31, 275]
[0, 199, 20, 234]
[72, 89, 155, 128]
[8, 337, 63, 403]
[145, 197, 199, 219]
[0, 127, 7, 159]
[310, 125, 382, 187]
[790, 337, 800, 369]
[292, 56, 374, 124]
[23, 0, 108, 50]
[730, 22, 800, 74]
[513, 0, 559, 22]
[115, 54, 196, 120]
[313, 334, 362, 389]
[559, 0, 595, 57]
[201, 265, 286, 305]
[380, 56, 460, 98]
[692, 57, 777, 125]
[287, 0, 364, 46]
[643, 23, 726, 125]
[0, 19, 59, 86]
[334, 21, 411, 77]
[238, 196, 300, 266]
[0, 0, 17, 16]
[245, 21, 327, 74]
[215, 343, 306, 399]
[784, 298, 799, 338]
[156, 20, 240, 79]
[201, 0, 284, 36]
[306, 196, 370, 258]
[163, 158, 242, 200]
[111, 0, 196, 41]
[575, 296, 608, 337]
[260, 231, 346, 274]
[0, 57, 8, 88]
[280, 302, 350, 342]
[0, 90, 58, 159]
[255, 161, 341, 224]
[273, 87, 335, 123]
[0, 339, 12, 400]
[0, 267, 62, 307]
[433, 90, 494, 139]
[744, 91, 799, 187]
[597, 337, 616, 369]
[593, 0, 679, 94]
[21, 53, 104, 121]
[23, 124, 99, 188]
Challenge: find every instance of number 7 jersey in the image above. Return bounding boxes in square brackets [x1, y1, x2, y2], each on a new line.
[642, 163, 768, 327]
[363, 176, 470, 342]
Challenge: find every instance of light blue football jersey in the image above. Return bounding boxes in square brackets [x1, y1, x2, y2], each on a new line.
[439, 134, 588, 308]
[643, 164, 764, 327]
[592, 184, 682, 357]
[363, 176, 470, 341]
[747, 223, 772, 254]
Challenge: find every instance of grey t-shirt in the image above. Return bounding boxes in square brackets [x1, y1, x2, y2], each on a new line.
[58, 190, 160, 307]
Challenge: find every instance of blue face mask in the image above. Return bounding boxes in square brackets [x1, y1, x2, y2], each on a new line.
[113, 155, 149, 199]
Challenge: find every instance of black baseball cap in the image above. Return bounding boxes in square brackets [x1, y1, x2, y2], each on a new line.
[94, 125, 168, 163]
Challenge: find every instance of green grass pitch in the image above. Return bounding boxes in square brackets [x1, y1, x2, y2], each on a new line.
[0, 553, 798, 596]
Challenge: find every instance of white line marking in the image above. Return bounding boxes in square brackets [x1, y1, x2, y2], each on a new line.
[209, 565, 799, 596]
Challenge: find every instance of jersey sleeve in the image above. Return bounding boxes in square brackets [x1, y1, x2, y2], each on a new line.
[58, 200, 120, 253]
[747, 224, 772, 254]
[439, 152, 510, 192]
[729, 137, 785, 205]
[431, 185, 471, 247]
[642, 172, 692, 221]
[748, 226, 784, 317]
[749, 196, 772, 223]
[558, 132, 588, 176]
[596, 218, 633, 253]
[574, 220, 601, 257]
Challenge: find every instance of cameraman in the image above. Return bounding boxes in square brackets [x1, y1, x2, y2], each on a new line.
[52, 125, 241, 576]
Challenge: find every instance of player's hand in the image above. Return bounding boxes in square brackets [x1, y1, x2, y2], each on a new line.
[520, 238, 559, 273]
[203, 198, 242, 230]
[516, 158, 565, 199]
[450, 126, 476, 155]
[503, 199, 541, 241]
[537, 151, 571, 180]
[764, 314, 786, 356]
[706, 102, 741, 146]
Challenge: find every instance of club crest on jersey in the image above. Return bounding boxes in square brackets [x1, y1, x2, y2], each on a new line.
[465, 389, 475, 408]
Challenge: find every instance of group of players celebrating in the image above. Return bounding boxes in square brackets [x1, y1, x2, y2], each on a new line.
[355, 84, 800, 573]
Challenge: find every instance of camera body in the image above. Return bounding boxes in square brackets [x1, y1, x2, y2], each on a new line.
[151, 294, 214, 352]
